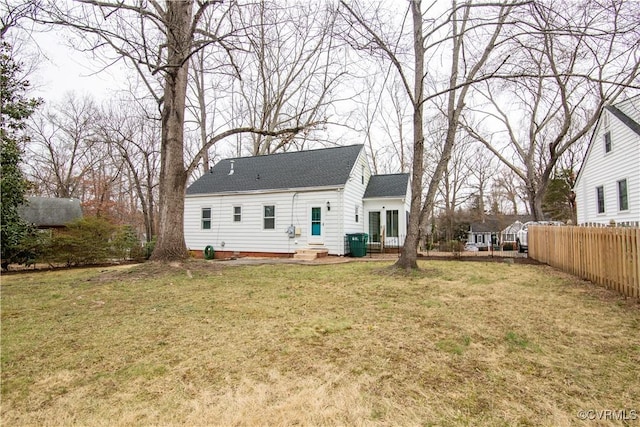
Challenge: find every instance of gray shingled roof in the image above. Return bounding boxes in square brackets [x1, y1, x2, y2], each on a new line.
[470, 215, 534, 233]
[187, 145, 364, 195]
[605, 105, 640, 137]
[19, 197, 83, 227]
[363, 173, 410, 198]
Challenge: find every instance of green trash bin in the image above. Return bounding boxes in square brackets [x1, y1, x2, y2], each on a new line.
[347, 233, 368, 257]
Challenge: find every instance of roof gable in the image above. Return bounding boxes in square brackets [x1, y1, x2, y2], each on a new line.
[19, 197, 83, 227]
[575, 96, 640, 188]
[187, 145, 364, 195]
[363, 173, 409, 198]
[604, 105, 640, 137]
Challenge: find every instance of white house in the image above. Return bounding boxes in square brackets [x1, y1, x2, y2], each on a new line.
[574, 96, 640, 226]
[184, 144, 410, 258]
[467, 215, 532, 246]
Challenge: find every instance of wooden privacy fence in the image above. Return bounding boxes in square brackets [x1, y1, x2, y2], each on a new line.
[528, 225, 640, 299]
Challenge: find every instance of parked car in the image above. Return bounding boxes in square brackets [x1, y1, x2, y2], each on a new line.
[516, 221, 563, 253]
[464, 242, 479, 252]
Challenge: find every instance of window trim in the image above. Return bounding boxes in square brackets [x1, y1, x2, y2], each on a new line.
[596, 186, 605, 214]
[617, 179, 628, 211]
[201, 207, 212, 230]
[263, 205, 276, 230]
[233, 206, 242, 222]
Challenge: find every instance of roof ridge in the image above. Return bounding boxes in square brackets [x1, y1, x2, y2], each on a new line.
[223, 144, 364, 162]
[187, 144, 364, 195]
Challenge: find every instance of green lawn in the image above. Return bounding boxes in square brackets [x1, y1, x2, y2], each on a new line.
[1, 260, 638, 426]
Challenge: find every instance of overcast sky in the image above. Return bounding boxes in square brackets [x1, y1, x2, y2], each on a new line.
[28, 29, 130, 104]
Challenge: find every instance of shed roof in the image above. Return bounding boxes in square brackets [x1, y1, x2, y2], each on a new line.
[19, 197, 83, 227]
[363, 173, 410, 199]
[186, 144, 364, 195]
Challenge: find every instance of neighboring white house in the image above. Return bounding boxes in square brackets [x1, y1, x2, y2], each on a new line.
[501, 221, 524, 245]
[184, 144, 411, 257]
[574, 96, 640, 226]
[467, 215, 533, 246]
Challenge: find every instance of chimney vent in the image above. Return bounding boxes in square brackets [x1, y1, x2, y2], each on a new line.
[228, 160, 235, 176]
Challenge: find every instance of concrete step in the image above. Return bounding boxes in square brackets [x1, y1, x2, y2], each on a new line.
[293, 253, 318, 261]
[294, 248, 329, 260]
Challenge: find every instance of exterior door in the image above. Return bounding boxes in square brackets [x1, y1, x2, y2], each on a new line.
[369, 211, 380, 243]
[310, 207, 323, 243]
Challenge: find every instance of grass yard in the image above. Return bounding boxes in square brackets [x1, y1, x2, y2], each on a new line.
[1, 260, 639, 426]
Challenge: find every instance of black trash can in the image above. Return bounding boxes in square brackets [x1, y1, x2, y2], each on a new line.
[347, 233, 368, 257]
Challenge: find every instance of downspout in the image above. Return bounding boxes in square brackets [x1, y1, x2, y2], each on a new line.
[290, 192, 298, 226]
[289, 192, 298, 255]
[338, 187, 344, 255]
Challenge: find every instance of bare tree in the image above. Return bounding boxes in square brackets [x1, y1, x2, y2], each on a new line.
[492, 167, 528, 215]
[462, 0, 640, 219]
[37, 1, 321, 260]
[437, 135, 475, 241]
[1, 0, 40, 36]
[232, 0, 345, 156]
[340, 0, 428, 270]
[26, 92, 102, 198]
[464, 143, 499, 221]
[341, 0, 523, 270]
[98, 100, 161, 243]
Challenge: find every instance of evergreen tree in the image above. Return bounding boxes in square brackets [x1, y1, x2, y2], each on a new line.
[1, 41, 42, 269]
[542, 169, 576, 223]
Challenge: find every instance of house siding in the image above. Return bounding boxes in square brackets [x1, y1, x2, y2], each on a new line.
[363, 198, 408, 245]
[575, 97, 640, 225]
[342, 149, 371, 238]
[185, 188, 346, 256]
[184, 145, 413, 256]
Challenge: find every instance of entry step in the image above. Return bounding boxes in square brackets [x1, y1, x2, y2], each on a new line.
[293, 248, 329, 260]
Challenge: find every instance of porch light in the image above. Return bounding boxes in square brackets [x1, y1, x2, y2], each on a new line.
[326, 201, 331, 211]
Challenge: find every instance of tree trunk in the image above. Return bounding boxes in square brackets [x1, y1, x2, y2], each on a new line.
[150, 1, 193, 261]
[394, 0, 423, 271]
[529, 177, 550, 221]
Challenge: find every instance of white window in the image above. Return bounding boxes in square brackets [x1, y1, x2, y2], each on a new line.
[604, 131, 612, 153]
[386, 210, 399, 237]
[596, 186, 605, 214]
[617, 179, 628, 211]
[264, 205, 275, 230]
[201, 207, 211, 230]
[233, 206, 242, 222]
